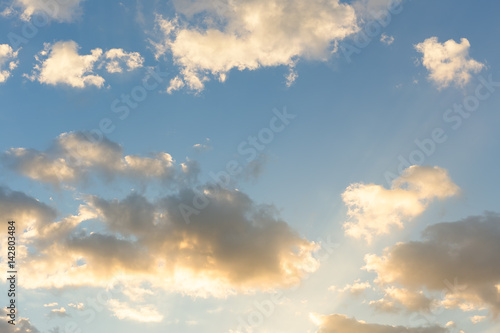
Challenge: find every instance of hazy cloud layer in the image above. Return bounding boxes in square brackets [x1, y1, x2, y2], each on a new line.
[365, 212, 500, 315]
[0, 308, 40, 333]
[342, 165, 459, 242]
[108, 299, 164, 322]
[314, 313, 449, 333]
[370, 287, 435, 313]
[415, 37, 485, 88]
[11, 0, 85, 22]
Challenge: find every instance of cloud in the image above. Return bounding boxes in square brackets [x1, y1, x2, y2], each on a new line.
[44, 302, 58, 307]
[0, 44, 19, 83]
[370, 287, 435, 313]
[68, 303, 84, 310]
[337, 279, 372, 296]
[10, 185, 318, 297]
[415, 37, 485, 88]
[0, 308, 40, 333]
[192, 138, 212, 152]
[12, 0, 84, 22]
[2, 132, 179, 186]
[108, 299, 163, 322]
[49, 307, 69, 318]
[312, 313, 449, 333]
[470, 315, 486, 324]
[152, 0, 358, 91]
[0, 185, 57, 241]
[102, 48, 144, 73]
[25, 41, 145, 88]
[26, 41, 104, 88]
[364, 212, 500, 316]
[342, 165, 459, 242]
[380, 33, 394, 45]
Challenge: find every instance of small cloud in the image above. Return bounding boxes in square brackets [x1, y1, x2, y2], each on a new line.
[192, 138, 212, 152]
[0, 44, 19, 83]
[166, 76, 185, 94]
[415, 37, 485, 89]
[44, 302, 58, 307]
[68, 303, 85, 310]
[49, 307, 69, 318]
[102, 49, 144, 73]
[380, 33, 394, 45]
[285, 64, 298, 87]
[339, 279, 371, 296]
[108, 299, 164, 323]
[470, 315, 486, 324]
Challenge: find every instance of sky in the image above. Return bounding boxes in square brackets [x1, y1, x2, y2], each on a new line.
[0, 0, 500, 332]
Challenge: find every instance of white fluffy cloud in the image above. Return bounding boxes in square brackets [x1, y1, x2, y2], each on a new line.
[0, 44, 19, 83]
[313, 313, 449, 333]
[102, 48, 144, 73]
[2, 132, 179, 186]
[364, 213, 500, 316]
[13, 0, 84, 22]
[415, 37, 485, 88]
[342, 165, 459, 242]
[27, 40, 104, 88]
[26, 41, 144, 88]
[153, 0, 358, 91]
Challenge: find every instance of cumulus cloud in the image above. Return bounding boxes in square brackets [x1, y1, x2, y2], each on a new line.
[7, 184, 318, 297]
[0, 44, 19, 83]
[415, 37, 485, 88]
[1, 132, 179, 186]
[313, 313, 449, 333]
[152, 0, 358, 91]
[26, 41, 104, 88]
[342, 165, 459, 242]
[25, 41, 144, 88]
[12, 0, 84, 22]
[108, 299, 163, 322]
[102, 48, 144, 73]
[364, 212, 500, 316]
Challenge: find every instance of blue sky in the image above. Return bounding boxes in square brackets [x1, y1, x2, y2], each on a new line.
[1, 0, 500, 332]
